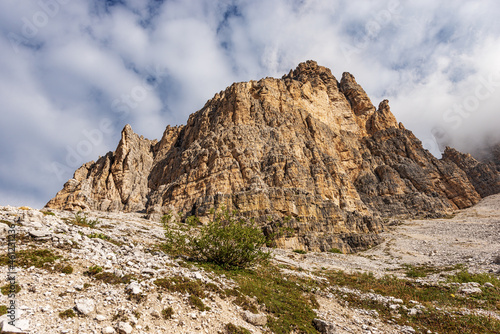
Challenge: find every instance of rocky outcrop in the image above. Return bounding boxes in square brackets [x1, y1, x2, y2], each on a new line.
[475, 142, 500, 172]
[442, 147, 500, 198]
[46, 125, 157, 212]
[46, 60, 499, 252]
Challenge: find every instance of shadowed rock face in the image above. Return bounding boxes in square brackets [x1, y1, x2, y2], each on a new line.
[442, 147, 500, 198]
[46, 60, 499, 252]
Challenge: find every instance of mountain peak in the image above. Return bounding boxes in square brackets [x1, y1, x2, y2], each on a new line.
[283, 60, 334, 79]
[46, 62, 499, 252]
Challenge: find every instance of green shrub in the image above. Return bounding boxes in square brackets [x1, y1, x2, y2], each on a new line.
[0, 305, 7, 316]
[328, 248, 342, 254]
[293, 249, 307, 254]
[224, 323, 251, 334]
[162, 208, 270, 269]
[162, 307, 174, 319]
[59, 309, 76, 319]
[87, 232, 110, 241]
[71, 211, 99, 228]
[84, 265, 103, 276]
[1, 284, 21, 295]
[59, 264, 73, 274]
[189, 294, 210, 311]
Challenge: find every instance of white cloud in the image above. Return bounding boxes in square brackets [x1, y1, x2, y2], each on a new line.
[1, 0, 500, 208]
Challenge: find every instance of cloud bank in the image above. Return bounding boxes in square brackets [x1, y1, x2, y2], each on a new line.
[1, 0, 500, 208]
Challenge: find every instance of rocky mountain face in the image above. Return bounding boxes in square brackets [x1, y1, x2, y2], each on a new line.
[442, 147, 500, 198]
[475, 142, 500, 172]
[46, 61, 500, 252]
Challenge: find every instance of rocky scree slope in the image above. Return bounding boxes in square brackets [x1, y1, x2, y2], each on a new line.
[1, 203, 499, 334]
[46, 61, 499, 252]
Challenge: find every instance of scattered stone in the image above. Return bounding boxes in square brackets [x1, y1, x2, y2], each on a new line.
[312, 318, 337, 334]
[95, 315, 107, 322]
[459, 287, 482, 295]
[28, 230, 51, 241]
[0, 320, 26, 334]
[242, 311, 267, 326]
[125, 282, 142, 295]
[116, 322, 133, 334]
[75, 298, 95, 315]
[102, 326, 116, 334]
[484, 282, 494, 288]
[407, 308, 419, 316]
[12, 320, 29, 332]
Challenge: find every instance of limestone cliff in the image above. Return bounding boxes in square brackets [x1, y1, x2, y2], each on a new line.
[46, 61, 499, 252]
[442, 147, 500, 197]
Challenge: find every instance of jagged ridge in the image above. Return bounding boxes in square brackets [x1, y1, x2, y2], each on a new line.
[46, 61, 500, 252]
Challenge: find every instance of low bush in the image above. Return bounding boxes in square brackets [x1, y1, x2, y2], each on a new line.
[162, 307, 174, 319]
[1, 284, 21, 295]
[189, 295, 210, 311]
[59, 309, 76, 319]
[224, 323, 251, 334]
[162, 208, 270, 269]
[84, 265, 103, 276]
[71, 211, 99, 228]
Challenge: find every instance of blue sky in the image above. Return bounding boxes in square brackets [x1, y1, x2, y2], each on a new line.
[1, 0, 500, 208]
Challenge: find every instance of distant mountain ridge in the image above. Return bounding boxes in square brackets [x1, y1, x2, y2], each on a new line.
[46, 61, 500, 252]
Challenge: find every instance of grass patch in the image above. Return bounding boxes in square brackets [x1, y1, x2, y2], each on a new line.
[326, 269, 500, 333]
[95, 272, 133, 285]
[339, 290, 500, 334]
[49, 263, 74, 274]
[1, 284, 21, 295]
[233, 294, 258, 313]
[154, 277, 206, 298]
[40, 211, 55, 216]
[70, 211, 100, 228]
[87, 232, 124, 246]
[293, 249, 307, 254]
[189, 294, 210, 311]
[404, 264, 433, 278]
[198, 263, 319, 334]
[59, 309, 76, 319]
[326, 270, 499, 311]
[162, 307, 174, 319]
[87, 232, 111, 241]
[328, 248, 343, 254]
[0, 305, 7, 316]
[403, 263, 462, 278]
[0, 249, 61, 268]
[224, 323, 251, 334]
[84, 265, 103, 276]
[448, 270, 500, 287]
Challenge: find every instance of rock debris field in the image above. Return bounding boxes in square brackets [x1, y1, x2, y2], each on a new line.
[0, 194, 499, 334]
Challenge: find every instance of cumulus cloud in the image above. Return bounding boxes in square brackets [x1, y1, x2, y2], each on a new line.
[0, 0, 499, 208]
